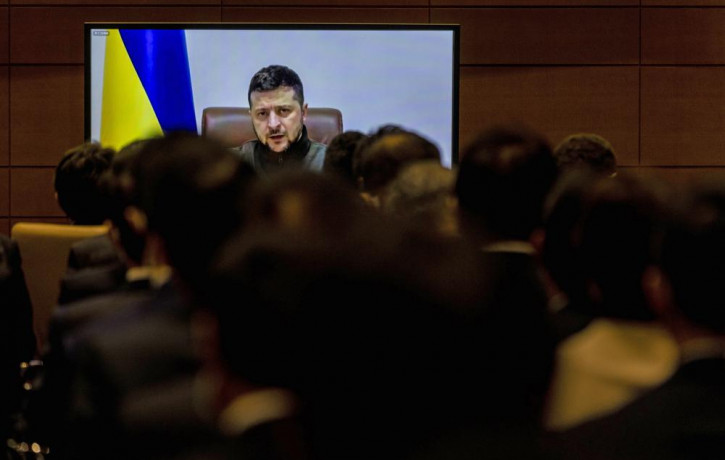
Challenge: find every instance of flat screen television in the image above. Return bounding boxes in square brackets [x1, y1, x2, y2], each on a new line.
[85, 23, 460, 167]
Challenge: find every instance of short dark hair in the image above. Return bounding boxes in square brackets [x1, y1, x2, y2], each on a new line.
[554, 133, 617, 176]
[356, 127, 441, 194]
[323, 130, 368, 185]
[455, 125, 557, 241]
[247, 65, 304, 107]
[135, 132, 255, 293]
[100, 140, 149, 264]
[659, 182, 725, 333]
[54, 142, 115, 225]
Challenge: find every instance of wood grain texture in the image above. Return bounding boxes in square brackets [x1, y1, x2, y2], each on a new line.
[222, 7, 428, 22]
[10, 66, 83, 166]
[621, 166, 725, 184]
[431, 8, 639, 65]
[433, 0, 636, 5]
[10, 6, 221, 64]
[0, 67, 8, 166]
[0, 168, 7, 216]
[459, 66, 639, 165]
[11, 0, 218, 4]
[641, 67, 725, 166]
[223, 0, 425, 5]
[10, 168, 64, 217]
[0, 8, 7, 63]
[643, 0, 725, 5]
[643, 8, 725, 64]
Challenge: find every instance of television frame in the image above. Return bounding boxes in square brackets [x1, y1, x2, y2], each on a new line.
[84, 22, 460, 166]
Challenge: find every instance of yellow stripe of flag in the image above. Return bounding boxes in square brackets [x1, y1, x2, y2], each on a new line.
[100, 30, 163, 150]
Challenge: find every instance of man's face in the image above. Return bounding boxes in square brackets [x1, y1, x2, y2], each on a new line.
[250, 86, 308, 153]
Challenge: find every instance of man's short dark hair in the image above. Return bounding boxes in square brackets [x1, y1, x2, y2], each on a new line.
[659, 182, 725, 333]
[554, 133, 617, 176]
[455, 125, 557, 241]
[135, 132, 255, 293]
[54, 142, 115, 225]
[356, 126, 441, 194]
[247, 65, 304, 107]
[323, 130, 368, 185]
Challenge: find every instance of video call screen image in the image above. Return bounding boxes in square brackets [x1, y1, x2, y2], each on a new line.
[85, 24, 460, 167]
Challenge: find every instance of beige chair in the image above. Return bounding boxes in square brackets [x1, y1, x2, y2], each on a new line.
[11, 222, 109, 352]
[202, 107, 343, 148]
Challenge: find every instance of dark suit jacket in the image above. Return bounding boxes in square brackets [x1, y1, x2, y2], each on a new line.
[56, 280, 202, 460]
[66, 234, 122, 272]
[0, 235, 36, 438]
[58, 235, 126, 305]
[474, 249, 556, 425]
[551, 357, 725, 460]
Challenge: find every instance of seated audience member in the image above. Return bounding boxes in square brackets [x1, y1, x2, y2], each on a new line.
[322, 130, 367, 186]
[544, 174, 678, 431]
[200, 171, 519, 460]
[454, 125, 558, 429]
[54, 142, 115, 225]
[553, 133, 617, 176]
[53, 133, 255, 460]
[0, 234, 36, 441]
[355, 125, 441, 206]
[541, 170, 602, 340]
[55, 142, 125, 303]
[553, 182, 725, 460]
[381, 160, 458, 237]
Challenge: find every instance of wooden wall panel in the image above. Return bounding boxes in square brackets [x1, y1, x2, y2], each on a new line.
[0, 8, 7, 64]
[459, 66, 639, 165]
[223, 0, 425, 5]
[12, 0, 218, 5]
[0, 167, 8, 216]
[10, 7, 222, 64]
[222, 7, 428, 23]
[10, 168, 63, 217]
[9, 217, 70, 227]
[641, 67, 725, 166]
[622, 167, 725, 184]
[0, 219, 8, 236]
[643, 8, 725, 64]
[643, 1, 725, 5]
[431, 8, 639, 65]
[433, 0, 636, 5]
[10, 66, 83, 167]
[0, 67, 8, 166]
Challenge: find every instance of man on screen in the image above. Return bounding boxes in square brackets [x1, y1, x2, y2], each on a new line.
[235, 65, 326, 175]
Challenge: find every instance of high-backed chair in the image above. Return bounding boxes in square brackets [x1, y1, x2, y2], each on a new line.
[202, 107, 343, 148]
[11, 222, 110, 352]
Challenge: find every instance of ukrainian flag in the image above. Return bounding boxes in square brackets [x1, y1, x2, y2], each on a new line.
[100, 29, 197, 150]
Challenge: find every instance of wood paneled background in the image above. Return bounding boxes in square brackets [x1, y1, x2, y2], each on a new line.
[2, 1, 724, 234]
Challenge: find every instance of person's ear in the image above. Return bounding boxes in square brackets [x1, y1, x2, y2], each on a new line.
[124, 206, 147, 235]
[301, 103, 309, 123]
[642, 265, 676, 321]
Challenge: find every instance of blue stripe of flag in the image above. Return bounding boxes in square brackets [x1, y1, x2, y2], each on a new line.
[120, 29, 197, 133]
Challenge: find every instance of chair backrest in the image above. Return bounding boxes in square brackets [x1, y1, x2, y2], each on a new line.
[202, 107, 343, 148]
[11, 222, 109, 352]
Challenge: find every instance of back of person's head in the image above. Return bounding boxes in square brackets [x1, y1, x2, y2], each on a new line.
[322, 130, 368, 186]
[657, 182, 725, 333]
[576, 173, 670, 320]
[381, 160, 458, 237]
[356, 126, 441, 194]
[455, 125, 557, 242]
[135, 132, 255, 292]
[101, 140, 149, 265]
[542, 169, 602, 310]
[54, 142, 115, 224]
[554, 133, 617, 176]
